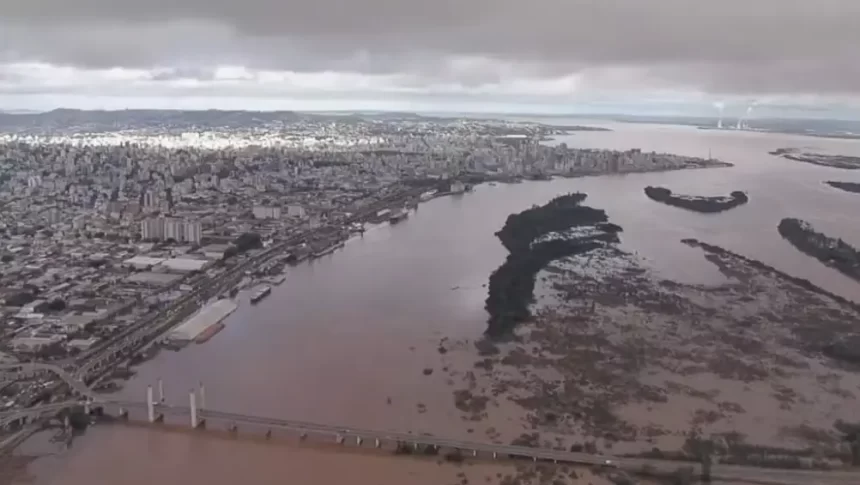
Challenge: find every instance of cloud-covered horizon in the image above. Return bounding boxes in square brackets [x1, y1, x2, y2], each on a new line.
[3, 1, 860, 113]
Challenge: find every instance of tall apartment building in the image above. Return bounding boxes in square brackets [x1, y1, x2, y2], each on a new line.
[184, 221, 202, 244]
[143, 190, 160, 212]
[164, 217, 184, 242]
[140, 217, 165, 241]
[286, 204, 307, 218]
[140, 217, 202, 244]
[252, 205, 281, 220]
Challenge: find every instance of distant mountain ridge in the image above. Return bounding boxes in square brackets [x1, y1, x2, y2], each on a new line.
[0, 108, 440, 133]
[0, 109, 44, 115]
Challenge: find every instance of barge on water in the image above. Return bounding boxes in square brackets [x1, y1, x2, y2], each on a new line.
[250, 284, 272, 304]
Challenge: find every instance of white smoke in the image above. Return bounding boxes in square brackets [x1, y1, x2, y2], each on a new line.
[744, 100, 760, 128]
[738, 100, 760, 129]
[713, 101, 725, 128]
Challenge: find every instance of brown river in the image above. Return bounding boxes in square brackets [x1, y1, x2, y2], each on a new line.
[10, 121, 860, 484]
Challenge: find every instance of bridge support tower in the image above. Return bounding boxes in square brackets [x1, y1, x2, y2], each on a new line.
[189, 390, 199, 428]
[146, 385, 163, 423]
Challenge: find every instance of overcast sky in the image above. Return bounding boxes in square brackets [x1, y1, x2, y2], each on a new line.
[2, 0, 860, 115]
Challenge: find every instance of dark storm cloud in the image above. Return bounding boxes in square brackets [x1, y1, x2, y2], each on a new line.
[2, 0, 860, 95]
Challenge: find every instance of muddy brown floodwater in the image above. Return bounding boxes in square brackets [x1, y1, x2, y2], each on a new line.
[17, 121, 860, 484]
[15, 426, 615, 485]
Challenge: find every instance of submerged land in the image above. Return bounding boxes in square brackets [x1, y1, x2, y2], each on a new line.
[825, 181, 860, 194]
[644, 186, 749, 213]
[485, 193, 620, 337]
[441, 196, 860, 472]
[770, 148, 860, 170]
[778, 218, 860, 283]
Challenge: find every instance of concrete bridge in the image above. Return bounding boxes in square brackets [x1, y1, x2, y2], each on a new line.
[0, 388, 619, 467]
[3, 386, 860, 485]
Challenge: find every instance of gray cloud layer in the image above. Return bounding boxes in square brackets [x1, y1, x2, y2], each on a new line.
[2, 0, 860, 96]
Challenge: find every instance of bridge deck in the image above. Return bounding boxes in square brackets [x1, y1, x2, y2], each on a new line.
[4, 399, 860, 484]
[109, 400, 612, 465]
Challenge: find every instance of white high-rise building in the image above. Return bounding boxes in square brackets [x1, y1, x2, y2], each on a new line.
[253, 206, 281, 219]
[140, 217, 165, 241]
[164, 217, 183, 241]
[184, 221, 202, 244]
[286, 205, 306, 218]
[140, 217, 202, 244]
[143, 191, 158, 210]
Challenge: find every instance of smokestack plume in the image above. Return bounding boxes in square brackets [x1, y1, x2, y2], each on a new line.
[737, 100, 759, 130]
[713, 101, 725, 129]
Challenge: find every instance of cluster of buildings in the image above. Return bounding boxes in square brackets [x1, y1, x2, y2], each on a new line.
[0, 112, 714, 368]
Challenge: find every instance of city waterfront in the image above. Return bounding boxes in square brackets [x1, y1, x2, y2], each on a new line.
[16, 122, 860, 484]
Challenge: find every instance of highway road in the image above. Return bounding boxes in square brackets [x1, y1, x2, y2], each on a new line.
[0, 363, 94, 398]
[0, 425, 41, 454]
[0, 401, 83, 429]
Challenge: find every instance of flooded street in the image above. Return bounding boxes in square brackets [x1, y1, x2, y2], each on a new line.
[19, 122, 860, 484]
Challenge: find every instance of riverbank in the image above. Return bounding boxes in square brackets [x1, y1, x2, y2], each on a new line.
[770, 148, 860, 170]
[644, 186, 748, 213]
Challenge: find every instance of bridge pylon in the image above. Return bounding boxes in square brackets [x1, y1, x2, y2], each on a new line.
[147, 386, 155, 422]
[146, 385, 163, 423]
[189, 390, 199, 428]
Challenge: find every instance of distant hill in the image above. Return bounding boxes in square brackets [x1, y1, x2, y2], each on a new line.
[0, 108, 451, 134]
[0, 109, 44, 115]
[0, 108, 309, 133]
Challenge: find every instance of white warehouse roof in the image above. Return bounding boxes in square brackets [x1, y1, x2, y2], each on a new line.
[123, 256, 166, 268]
[158, 257, 209, 273]
[167, 299, 237, 342]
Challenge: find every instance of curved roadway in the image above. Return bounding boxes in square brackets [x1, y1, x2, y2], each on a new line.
[0, 363, 96, 399]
